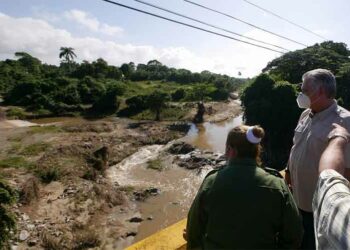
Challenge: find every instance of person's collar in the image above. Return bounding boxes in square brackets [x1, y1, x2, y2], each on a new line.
[310, 100, 337, 121]
[227, 158, 257, 167]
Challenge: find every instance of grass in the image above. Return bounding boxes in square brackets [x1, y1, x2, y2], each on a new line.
[20, 142, 50, 156]
[36, 166, 61, 183]
[5, 107, 27, 119]
[131, 107, 188, 121]
[147, 158, 164, 171]
[0, 156, 35, 169]
[7, 143, 21, 154]
[7, 134, 24, 142]
[28, 125, 62, 134]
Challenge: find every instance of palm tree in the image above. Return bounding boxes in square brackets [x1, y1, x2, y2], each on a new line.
[59, 47, 77, 64]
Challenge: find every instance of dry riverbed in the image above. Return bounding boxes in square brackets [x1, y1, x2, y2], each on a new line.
[0, 100, 241, 249]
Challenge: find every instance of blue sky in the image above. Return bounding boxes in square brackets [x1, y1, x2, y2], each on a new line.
[0, 0, 349, 77]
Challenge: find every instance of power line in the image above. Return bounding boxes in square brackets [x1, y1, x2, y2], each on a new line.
[134, 0, 290, 52]
[242, 0, 326, 40]
[184, 0, 308, 47]
[100, 0, 285, 54]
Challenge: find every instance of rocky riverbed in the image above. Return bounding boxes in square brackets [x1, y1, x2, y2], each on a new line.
[0, 100, 241, 249]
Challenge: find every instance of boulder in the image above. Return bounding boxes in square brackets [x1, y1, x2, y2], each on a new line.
[168, 142, 195, 155]
[19, 230, 30, 241]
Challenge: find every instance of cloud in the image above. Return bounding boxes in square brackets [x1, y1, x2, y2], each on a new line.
[64, 9, 123, 36]
[0, 12, 281, 77]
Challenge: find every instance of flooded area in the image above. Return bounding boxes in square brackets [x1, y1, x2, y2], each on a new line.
[107, 113, 243, 246]
[185, 114, 243, 152]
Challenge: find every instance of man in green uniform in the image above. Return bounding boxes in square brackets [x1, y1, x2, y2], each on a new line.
[186, 125, 303, 249]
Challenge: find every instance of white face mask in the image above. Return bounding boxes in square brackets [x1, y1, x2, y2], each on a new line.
[296, 93, 311, 109]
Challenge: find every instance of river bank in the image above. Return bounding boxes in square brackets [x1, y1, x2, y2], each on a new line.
[0, 99, 241, 249]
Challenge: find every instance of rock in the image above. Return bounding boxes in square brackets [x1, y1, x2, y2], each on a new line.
[147, 216, 153, 221]
[126, 231, 137, 237]
[229, 93, 239, 100]
[133, 188, 160, 201]
[27, 224, 35, 230]
[129, 217, 143, 223]
[27, 239, 37, 247]
[22, 214, 29, 221]
[168, 142, 195, 155]
[167, 122, 191, 132]
[19, 230, 30, 241]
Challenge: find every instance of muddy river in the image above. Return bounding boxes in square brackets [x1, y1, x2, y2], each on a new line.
[28, 114, 244, 247]
[107, 114, 243, 247]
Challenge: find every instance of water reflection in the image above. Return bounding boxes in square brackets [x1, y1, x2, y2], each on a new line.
[185, 114, 243, 153]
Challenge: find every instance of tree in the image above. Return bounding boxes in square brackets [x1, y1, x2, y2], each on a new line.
[147, 91, 169, 121]
[171, 88, 186, 101]
[90, 83, 125, 116]
[0, 179, 16, 249]
[241, 74, 301, 169]
[263, 41, 350, 84]
[59, 47, 77, 71]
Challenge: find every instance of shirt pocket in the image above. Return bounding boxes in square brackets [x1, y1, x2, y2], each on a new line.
[308, 123, 330, 154]
[293, 122, 307, 145]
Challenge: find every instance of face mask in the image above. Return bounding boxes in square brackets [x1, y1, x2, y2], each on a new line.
[296, 93, 311, 109]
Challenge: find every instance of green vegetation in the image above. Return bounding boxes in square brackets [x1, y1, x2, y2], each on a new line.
[0, 156, 35, 169]
[0, 179, 16, 249]
[20, 142, 50, 156]
[36, 166, 61, 184]
[131, 106, 187, 121]
[28, 125, 62, 134]
[5, 107, 27, 119]
[147, 158, 164, 171]
[242, 41, 350, 169]
[0, 50, 245, 120]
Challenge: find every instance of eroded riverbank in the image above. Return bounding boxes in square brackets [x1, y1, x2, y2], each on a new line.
[0, 99, 242, 249]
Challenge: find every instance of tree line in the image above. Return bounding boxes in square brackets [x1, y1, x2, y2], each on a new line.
[241, 41, 350, 169]
[0, 48, 245, 118]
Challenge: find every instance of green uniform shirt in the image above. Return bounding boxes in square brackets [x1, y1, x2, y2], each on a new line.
[186, 158, 303, 249]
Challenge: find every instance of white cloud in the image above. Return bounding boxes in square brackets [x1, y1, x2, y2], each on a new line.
[0, 12, 281, 77]
[64, 9, 123, 36]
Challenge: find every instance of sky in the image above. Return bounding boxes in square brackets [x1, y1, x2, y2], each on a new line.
[0, 0, 349, 77]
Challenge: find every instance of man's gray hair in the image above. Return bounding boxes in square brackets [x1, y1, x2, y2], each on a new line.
[302, 69, 336, 98]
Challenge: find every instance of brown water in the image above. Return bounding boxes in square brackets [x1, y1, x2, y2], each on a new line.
[184, 114, 243, 152]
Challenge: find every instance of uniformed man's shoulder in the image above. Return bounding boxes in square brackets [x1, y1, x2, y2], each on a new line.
[256, 167, 287, 191]
[201, 167, 223, 189]
[204, 167, 222, 179]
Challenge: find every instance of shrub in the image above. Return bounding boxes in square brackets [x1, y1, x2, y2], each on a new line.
[0, 179, 16, 249]
[36, 166, 61, 183]
[171, 88, 186, 101]
[73, 230, 101, 250]
[6, 107, 26, 119]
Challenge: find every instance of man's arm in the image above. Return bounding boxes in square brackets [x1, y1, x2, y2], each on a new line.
[319, 123, 350, 175]
[312, 123, 350, 249]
